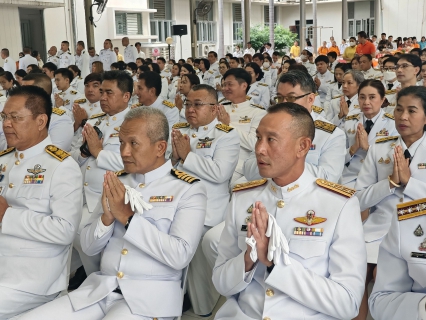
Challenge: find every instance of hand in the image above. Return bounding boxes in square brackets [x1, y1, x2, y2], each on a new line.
[395, 86, 402, 93]
[357, 123, 369, 151]
[217, 105, 230, 126]
[394, 145, 411, 185]
[250, 202, 271, 267]
[82, 123, 103, 158]
[172, 129, 191, 162]
[54, 94, 64, 107]
[389, 152, 400, 189]
[338, 96, 349, 119]
[314, 77, 321, 88]
[103, 171, 134, 225]
[215, 83, 222, 92]
[175, 94, 184, 111]
[101, 179, 115, 226]
[167, 78, 171, 85]
[0, 196, 9, 223]
[72, 103, 88, 131]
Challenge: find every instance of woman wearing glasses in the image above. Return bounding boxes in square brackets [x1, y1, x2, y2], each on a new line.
[381, 57, 399, 91]
[356, 86, 426, 320]
[214, 61, 230, 102]
[175, 74, 200, 122]
[244, 62, 270, 110]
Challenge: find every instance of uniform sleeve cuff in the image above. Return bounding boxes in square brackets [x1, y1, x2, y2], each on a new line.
[94, 216, 114, 239]
[418, 296, 426, 320]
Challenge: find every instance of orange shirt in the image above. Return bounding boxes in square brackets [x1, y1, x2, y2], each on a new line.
[356, 41, 376, 55]
[328, 46, 341, 56]
[318, 47, 328, 55]
[413, 43, 420, 48]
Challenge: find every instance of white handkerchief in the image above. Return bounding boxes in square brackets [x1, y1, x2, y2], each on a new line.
[266, 213, 291, 265]
[245, 236, 258, 262]
[124, 185, 153, 215]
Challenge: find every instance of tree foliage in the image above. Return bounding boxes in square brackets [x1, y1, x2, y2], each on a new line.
[245, 25, 298, 51]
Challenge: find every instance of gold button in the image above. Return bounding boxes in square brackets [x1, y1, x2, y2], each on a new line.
[203, 126, 208, 130]
[277, 200, 285, 208]
[138, 183, 145, 188]
[121, 249, 128, 255]
[192, 134, 197, 138]
[266, 288, 274, 297]
[153, 318, 158, 320]
[84, 182, 88, 186]
[19, 153, 24, 159]
[9, 183, 14, 188]
[106, 123, 110, 126]
[15, 160, 20, 165]
[112, 116, 116, 121]
[232, 110, 235, 112]
[263, 317, 271, 320]
[400, 198, 403, 202]
[117, 271, 124, 278]
[87, 166, 91, 170]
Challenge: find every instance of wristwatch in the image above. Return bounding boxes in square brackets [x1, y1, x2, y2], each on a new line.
[266, 263, 275, 274]
[124, 215, 134, 230]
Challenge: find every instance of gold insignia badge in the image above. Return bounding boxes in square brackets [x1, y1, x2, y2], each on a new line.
[162, 100, 176, 108]
[171, 169, 200, 184]
[74, 99, 87, 104]
[397, 198, 426, 221]
[384, 113, 395, 120]
[375, 136, 399, 144]
[294, 210, 327, 226]
[314, 120, 337, 134]
[247, 205, 253, 213]
[131, 102, 142, 109]
[312, 106, 324, 114]
[316, 179, 355, 198]
[345, 114, 361, 121]
[89, 112, 106, 119]
[172, 122, 190, 129]
[45, 145, 70, 162]
[215, 123, 234, 133]
[233, 179, 267, 192]
[239, 116, 252, 123]
[0, 147, 15, 158]
[52, 108, 66, 116]
[115, 170, 128, 176]
[196, 137, 214, 149]
[149, 196, 174, 202]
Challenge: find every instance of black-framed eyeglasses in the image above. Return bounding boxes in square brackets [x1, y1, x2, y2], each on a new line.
[274, 92, 312, 104]
[394, 63, 414, 70]
[183, 102, 216, 109]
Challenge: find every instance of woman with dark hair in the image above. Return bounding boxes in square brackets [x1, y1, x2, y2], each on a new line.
[178, 59, 185, 65]
[14, 69, 27, 86]
[32, 50, 44, 68]
[243, 54, 252, 65]
[245, 62, 270, 109]
[323, 62, 351, 110]
[168, 63, 182, 101]
[198, 58, 213, 87]
[215, 60, 230, 101]
[126, 62, 138, 81]
[175, 73, 200, 122]
[91, 61, 104, 74]
[180, 63, 195, 76]
[146, 62, 169, 100]
[68, 65, 84, 93]
[351, 56, 361, 70]
[0, 71, 20, 97]
[356, 86, 426, 320]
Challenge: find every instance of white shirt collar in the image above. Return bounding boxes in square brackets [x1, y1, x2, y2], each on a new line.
[134, 160, 173, 185]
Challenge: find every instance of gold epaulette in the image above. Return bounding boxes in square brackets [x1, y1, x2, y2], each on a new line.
[0, 93, 3, 97]
[374, 75, 383, 80]
[74, 98, 87, 104]
[385, 89, 396, 95]
[115, 170, 128, 177]
[131, 102, 142, 109]
[315, 92, 319, 96]
[330, 81, 336, 84]
[314, 120, 336, 134]
[208, 70, 214, 74]
[376, 136, 399, 144]
[171, 169, 200, 184]
[312, 106, 324, 114]
[52, 108, 66, 116]
[384, 113, 395, 120]
[89, 112, 106, 119]
[316, 179, 356, 198]
[70, 90, 78, 95]
[45, 145, 70, 162]
[218, 98, 226, 104]
[258, 82, 269, 87]
[215, 75, 221, 78]
[397, 198, 426, 221]
[78, 77, 83, 80]
[0, 147, 15, 157]
[246, 96, 252, 101]
[332, 94, 342, 99]
[173, 122, 190, 129]
[345, 113, 361, 121]
[233, 179, 268, 192]
[251, 103, 265, 110]
[216, 123, 234, 133]
[163, 100, 175, 108]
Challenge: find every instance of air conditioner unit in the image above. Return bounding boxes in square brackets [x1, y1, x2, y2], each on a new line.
[197, 43, 216, 57]
[225, 45, 233, 54]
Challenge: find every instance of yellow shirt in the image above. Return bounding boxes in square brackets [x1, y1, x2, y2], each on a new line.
[117, 53, 124, 62]
[290, 46, 301, 58]
[343, 46, 357, 61]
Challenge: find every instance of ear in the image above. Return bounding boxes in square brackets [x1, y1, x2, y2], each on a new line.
[307, 93, 316, 106]
[38, 114, 49, 131]
[297, 136, 312, 159]
[123, 92, 131, 103]
[156, 140, 168, 157]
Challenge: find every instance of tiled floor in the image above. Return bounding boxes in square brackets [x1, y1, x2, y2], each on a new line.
[181, 296, 226, 320]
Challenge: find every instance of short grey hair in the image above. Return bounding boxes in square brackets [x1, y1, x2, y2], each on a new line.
[124, 107, 169, 143]
[344, 69, 365, 86]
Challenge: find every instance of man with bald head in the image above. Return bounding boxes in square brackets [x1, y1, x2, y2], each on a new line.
[122, 37, 138, 63]
[47, 46, 59, 66]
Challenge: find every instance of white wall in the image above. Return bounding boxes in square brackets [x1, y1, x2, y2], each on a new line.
[172, 0, 192, 59]
[0, 6, 22, 63]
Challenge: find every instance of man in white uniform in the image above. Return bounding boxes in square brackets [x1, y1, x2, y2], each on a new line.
[46, 46, 59, 66]
[99, 39, 117, 71]
[88, 47, 99, 69]
[244, 42, 255, 57]
[1, 48, 16, 74]
[58, 41, 75, 69]
[135, 42, 146, 59]
[76, 41, 90, 79]
[19, 47, 37, 71]
[122, 37, 138, 64]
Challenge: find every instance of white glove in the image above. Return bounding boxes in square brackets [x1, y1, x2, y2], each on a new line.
[124, 185, 153, 215]
[245, 236, 258, 262]
[266, 213, 291, 265]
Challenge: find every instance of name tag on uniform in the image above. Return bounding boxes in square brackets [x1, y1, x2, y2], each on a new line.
[411, 252, 426, 259]
[418, 163, 426, 169]
[149, 196, 173, 202]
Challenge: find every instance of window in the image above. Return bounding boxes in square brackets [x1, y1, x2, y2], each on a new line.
[348, 20, 354, 37]
[233, 3, 243, 41]
[149, 0, 174, 42]
[264, 5, 277, 25]
[196, 0, 215, 42]
[115, 12, 143, 35]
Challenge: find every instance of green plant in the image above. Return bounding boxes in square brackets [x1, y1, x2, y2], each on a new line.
[240, 24, 298, 51]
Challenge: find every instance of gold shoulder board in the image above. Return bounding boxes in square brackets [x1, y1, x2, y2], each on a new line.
[316, 179, 355, 198]
[315, 92, 319, 96]
[216, 123, 234, 133]
[171, 169, 200, 184]
[70, 90, 78, 95]
[375, 136, 399, 144]
[52, 108, 66, 116]
[314, 120, 336, 134]
[162, 100, 176, 108]
[208, 70, 214, 74]
[89, 112, 106, 119]
[258, 82, 268, 87]
[173, 122, 190, 129]
[131, 102, 142, 109]
[0, 93, 3, 97]
[384, 113, 395, 120]
[385, 89, 396, 95]
[345, 113, 361, 121]
[115, 170, 128, 177]
[251, 104, 265, 110]
[218, 98, 226, 104]
[246, 96, 252, 101]
[215, 75, 221, 78]
[45, 145, 70, 162]
[312, 106, 324, 114]
[397, 198, 426, 221]
[332, 94, 342, 99]
[74, 98, 87, 104]
[0, 147, 15, 157]
[233, 179, 268, 192]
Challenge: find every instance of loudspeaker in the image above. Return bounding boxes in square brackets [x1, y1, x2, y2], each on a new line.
[172, 25, 188, 36]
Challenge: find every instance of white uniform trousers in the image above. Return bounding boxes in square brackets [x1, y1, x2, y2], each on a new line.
[18, 292, 174, 320]
[0, 286, 58, 319]
[71, 205, 101, 275]
[187, 226, 220, 315]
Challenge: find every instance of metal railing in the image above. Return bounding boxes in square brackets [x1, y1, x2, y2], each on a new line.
[197, 21, 217, 43]
[150, 19, 174, 42]
[233, 22, 243, 41]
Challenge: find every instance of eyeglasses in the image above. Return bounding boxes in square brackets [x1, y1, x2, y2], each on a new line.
[394, 63, 414, 70]
[0, 112, 38, 123]
[274, 92, 312, 103]
[183, 102, 216, 109]
[383, 67, 396, 72]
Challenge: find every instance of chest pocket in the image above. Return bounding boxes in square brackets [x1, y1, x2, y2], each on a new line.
[143, 206, 176, 234]
[289, 239, 327, 259]
[16, 184, 47, 200]
[408, 261, 426, 287]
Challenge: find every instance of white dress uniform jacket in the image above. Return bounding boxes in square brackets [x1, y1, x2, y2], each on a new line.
[123, 45, 138, 64]
[315, 70, 334, 105]
[302, 61, 317, 77]
[213, 169, 366, 320]
[362, 67, 383, 80]
[99, 49, 117, 71]
[70, 161, 207, 317]
[19, 54, 37, 70]
[355, 133, 426, 263]
[160, 68, 171, 80]
[244, 112, 346, 184]
[369, 198, 426, 320]
[70, 76, 85, 94]
[323, 82, 342, 111]
[244, 47, 255, 57]
[71, 101, 102, 149]
[46, 55, 59, 66]
[0, 137, 83, 296]
[89, 54, 99, 68]
[2, 57, 16, 74]
[260, 68, 272, 87]
[58, 51, 75, 69]
[326, 94, 360, 127]
[341, 109, 397, 187]
[247, 81, 270, 110]
[141, 97, 179, 134]
[56, 86, 85, 112]
[167, 77, 179, 102]
[172, 119, 240, 227]
[49, 108, 75, 151]
[78, 49, 91, 79]
[199, 70, 215, 87]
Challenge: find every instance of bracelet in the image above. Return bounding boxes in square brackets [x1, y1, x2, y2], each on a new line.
[388, 175, 401, 188]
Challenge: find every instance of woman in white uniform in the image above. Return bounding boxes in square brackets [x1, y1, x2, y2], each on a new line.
[355, 86, 426, 320]
[167, 63, 181, 102]
[244, 62, 270, 109]
[214, 61, 229, 102]
[175, 73, 200, 122]
[323, 62, 350, 111]
[198, 58, 214, 87]
[68, 65, 84, 93]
